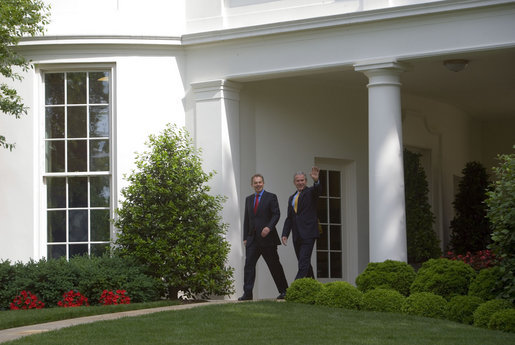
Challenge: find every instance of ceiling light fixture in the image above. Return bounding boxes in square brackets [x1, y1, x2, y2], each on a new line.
[443, 59, 469, 72]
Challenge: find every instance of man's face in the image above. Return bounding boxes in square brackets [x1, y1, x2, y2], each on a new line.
[252, 176, 264, 193]
[294, 174, 306, 191]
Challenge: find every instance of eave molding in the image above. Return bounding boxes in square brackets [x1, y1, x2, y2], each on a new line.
[16, 0, 514, 48]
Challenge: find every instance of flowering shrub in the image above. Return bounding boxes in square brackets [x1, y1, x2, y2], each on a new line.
[10, 290, 45, 310]
[99, 289, 131, 305]
[58, 290, 89, 307]
[443, 250, 498, 271]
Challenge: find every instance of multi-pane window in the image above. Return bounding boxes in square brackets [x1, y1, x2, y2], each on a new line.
[44, 71, 111, 259]
[316, 169, 342, 278]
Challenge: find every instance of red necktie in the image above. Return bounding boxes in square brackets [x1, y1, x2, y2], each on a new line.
[253, 194, 259, 214]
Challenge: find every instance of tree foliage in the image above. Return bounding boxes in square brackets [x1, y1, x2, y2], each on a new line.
[0, 0, 50, 150]
[403, 149, 441, 263]
[114, 124, 234, 300]
[486, 150, 515, 303]
[449, 161, 491, 254]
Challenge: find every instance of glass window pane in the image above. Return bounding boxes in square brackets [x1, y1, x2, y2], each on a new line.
[91, 210, 110, 241]
[91, 243, 109, 257]
[45, 107, 65, 138]
[68, 140, 87, 172]
[69, 244, 88, 258]
[67, 72, 87, 104]
[317, 199, 328, 224]
[67, 106, 87, 138]
[330, 252, 342, 278]
[316, 251, 328, 278]
[90, 139, 109, 171]
[47, 210, 66, 242]
[319, 170, 327, 197]
[69, 177, 88, 207]
[89, 72, 109, 104]
[329, 171, 341, 197]
[330, 225, 342, 251]
[90, 176, 110, 207]
[45, 141, 65, 172]
[317, 224, 328, 250]
[69, 210, 88, 242]
[47, 177, 66, 208]
[45, 73, 64, 105]
[329, 198, 341, 224]
[90, 106, 109, 137]
[47, 245, 66, 260]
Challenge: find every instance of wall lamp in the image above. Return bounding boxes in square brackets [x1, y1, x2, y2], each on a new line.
[443, 59, 469, 72]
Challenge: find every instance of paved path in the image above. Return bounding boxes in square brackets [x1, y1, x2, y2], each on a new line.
[0, 300, 237, 343]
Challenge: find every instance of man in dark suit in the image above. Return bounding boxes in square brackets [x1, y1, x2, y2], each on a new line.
[282, 166, 321, 280]
[239, 174, 288, 301]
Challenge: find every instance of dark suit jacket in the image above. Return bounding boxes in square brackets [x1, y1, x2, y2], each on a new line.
[243, 190, 281, 247]
[282, 182, 322, 241]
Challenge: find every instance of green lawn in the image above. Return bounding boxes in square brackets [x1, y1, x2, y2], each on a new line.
[0, 300, 179, 330]
[3, 301, 515, 345]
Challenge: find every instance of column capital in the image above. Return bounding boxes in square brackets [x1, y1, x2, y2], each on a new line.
[190, 80, 242, 102]
[354, 61, 407, 88]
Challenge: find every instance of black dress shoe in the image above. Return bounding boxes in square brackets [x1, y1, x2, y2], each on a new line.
[277, 292, 286, 300]
[238, 294, 253, 301]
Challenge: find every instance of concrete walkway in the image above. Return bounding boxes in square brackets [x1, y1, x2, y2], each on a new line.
[0, 300, 236, 343]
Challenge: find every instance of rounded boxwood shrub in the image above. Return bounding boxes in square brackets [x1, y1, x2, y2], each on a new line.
[445, 295, 483, 324]
[473, 299, 512, 328]
[315, 281, 363, 310]
[285, 278, 323, 305]
[468, 266, 503, 301]
[355, 260, 416, 296]
[488, 308, 515, 333]
[362, 288, 405, 313]
[410, 258, 476, 300]
[402, 292, 447, 319]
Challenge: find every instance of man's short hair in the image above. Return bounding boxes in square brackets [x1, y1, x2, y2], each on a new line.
[293, 171, 307, 182]
[251, 174, 264, 184]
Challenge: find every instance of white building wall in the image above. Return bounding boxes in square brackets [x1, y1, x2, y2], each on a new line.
[43, 0, 185, 37]
[0, 47, 187, 262]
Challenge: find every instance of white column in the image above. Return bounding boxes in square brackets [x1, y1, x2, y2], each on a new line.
[190, 80, 242, 298]
[355, 62, 407, 263]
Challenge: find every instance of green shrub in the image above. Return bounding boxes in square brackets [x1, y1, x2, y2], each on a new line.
[0, 256, 161, 309]
[468, 266, 503, 301]
[404, 149, 441, 263]
[285, 278, 323, 305]
[473, 299, 512, 328]
[449, 161, 491, 254]
[355, 260, 415, 296]
[410, 258, 476, 300]
[445, 295, 483, 324]
[488, 308, 515, 333]
[402, 292, 447, 319]
[69, 255, 162, 305]
[362, 288, 405, 313]
[486, 151, 515, 303]
[315, 281, 363, 310]
[114, 124, 233, 299]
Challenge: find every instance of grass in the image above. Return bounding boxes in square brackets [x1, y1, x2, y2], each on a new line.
[3, 301, 515, 345]
[0, 300, 180, 330]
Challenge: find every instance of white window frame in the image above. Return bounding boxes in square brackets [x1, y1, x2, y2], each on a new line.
[314, 158, 358, 283]
[36, 64, 116, 260]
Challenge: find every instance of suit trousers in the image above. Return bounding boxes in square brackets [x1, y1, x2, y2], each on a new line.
[243, 242, 288, 295]
[293, 237, 316, 280]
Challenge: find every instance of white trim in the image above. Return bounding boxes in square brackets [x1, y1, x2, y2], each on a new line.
[183, 0, 514, 45]
[314, 158, 359, 284]
[36, 65, 116, 260]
